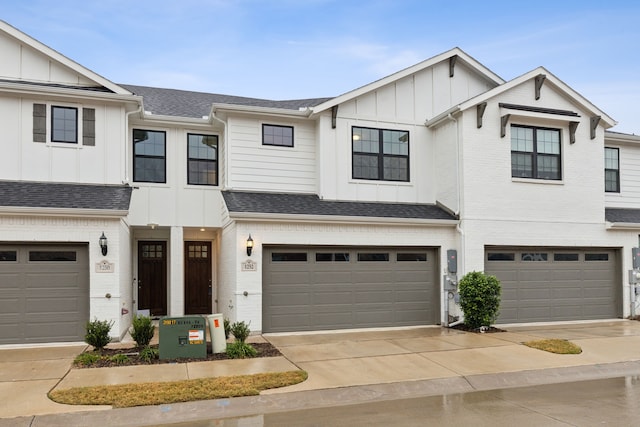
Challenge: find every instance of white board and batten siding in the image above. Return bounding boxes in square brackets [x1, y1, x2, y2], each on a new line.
[226, 116, 317, 194]
[318, 60, 494, 205]
[605, 142, 640, 208]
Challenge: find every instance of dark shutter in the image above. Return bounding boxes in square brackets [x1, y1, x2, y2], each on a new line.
[83, 108, 95, 146]
[33, 103, 46, 142]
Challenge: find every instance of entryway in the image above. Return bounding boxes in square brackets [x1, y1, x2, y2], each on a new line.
[184, 241, 212, 314]
[137, 241, 167, 316]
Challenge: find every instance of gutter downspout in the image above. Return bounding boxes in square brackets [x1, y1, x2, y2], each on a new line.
[124, 104, 143, 183]
[210, 111, 228, 189]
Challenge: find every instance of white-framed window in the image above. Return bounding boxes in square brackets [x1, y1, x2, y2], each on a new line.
[511, 125, 561, 180]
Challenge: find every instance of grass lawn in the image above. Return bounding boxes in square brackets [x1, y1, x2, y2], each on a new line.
[523, 338, 582, 354]
[49, 371, 307, 408]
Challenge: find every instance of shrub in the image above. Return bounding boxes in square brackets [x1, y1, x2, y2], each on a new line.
[139, 346, 159, 363]
[458, 271, 501, 330]
[226, 341, 257, 359]
[110, 354, 130, 365]
[74, 353, 100, 366]
[85, 318, 113, 351]
[130, 315, 155, 348]
[230, 321, 251, 343]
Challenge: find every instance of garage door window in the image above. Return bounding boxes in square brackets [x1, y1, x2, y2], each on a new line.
[397, 253, 427, 261]
[316, 253, 350, 262]
[272, 253, 307, 262]
[29, 251, 76, 262]
[0, 251, 17, 261]
[585, 253, 609, 261]
[521, 253, 548, 261]
[357, 253, 389, 262]
[554, 253, 579, 261]
[487, 253, 515, 261]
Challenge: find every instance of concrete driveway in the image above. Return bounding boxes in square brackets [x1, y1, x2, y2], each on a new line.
[0, 344, 110, 418]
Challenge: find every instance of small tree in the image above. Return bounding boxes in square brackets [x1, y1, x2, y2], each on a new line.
[458, 271, 501, 330]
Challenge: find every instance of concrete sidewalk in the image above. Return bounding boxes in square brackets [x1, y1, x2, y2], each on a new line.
[1, 320, 640, 424]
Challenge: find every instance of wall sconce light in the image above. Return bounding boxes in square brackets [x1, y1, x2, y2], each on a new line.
[246, 234, 254, 256]
[99, 232, 108, 256]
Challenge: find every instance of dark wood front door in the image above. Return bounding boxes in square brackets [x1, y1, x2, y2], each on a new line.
[137, 241, 167, 316]
[184, 241, 212, 314]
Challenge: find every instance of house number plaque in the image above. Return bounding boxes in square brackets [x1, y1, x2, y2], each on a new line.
[95, 260, 115, 273]
[241, 259, 257, 271]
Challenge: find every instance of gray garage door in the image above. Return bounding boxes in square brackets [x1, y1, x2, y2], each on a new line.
[484, 247, 621, 324]
[262, 246, 439, 333]
[0, 244, 89, 344]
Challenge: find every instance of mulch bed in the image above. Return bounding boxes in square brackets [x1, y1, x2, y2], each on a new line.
[77, 342, 282, 368]
[448, 323, 506, 333]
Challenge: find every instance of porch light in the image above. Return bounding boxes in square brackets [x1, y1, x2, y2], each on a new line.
[246, 234, 254, 256]
[99, 232, 108, 256]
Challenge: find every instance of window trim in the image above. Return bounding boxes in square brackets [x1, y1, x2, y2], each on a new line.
[262, 124, 294, 147]
[133, 129, 167, 184]
[51, 105, 78, 144]
[605, 147, 620, 193]
[352, 126, 410, 182]
[510, 124, 562, 181]
[187, 133, 219, 186]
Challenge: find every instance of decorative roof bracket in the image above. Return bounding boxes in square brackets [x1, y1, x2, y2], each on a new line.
[500, 114, 511, 138]
[590, 116, 601, 139]
[477, 102, 487, 128]
[331, 105, 338, 129]
[449, 55, 457, 78]
[535, 74, 546, 100]
[569, 121, 579, 144]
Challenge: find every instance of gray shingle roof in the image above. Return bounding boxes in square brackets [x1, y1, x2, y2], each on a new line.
[605, 208, 640, 223]
[222, 191, 457, 221]
[120, 84, 333, 118]
[0, 181, 132, 211]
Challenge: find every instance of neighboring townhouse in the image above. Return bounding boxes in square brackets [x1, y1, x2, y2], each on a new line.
[1, 20, 639, 345]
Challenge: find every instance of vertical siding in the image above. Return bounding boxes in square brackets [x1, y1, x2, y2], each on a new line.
[606, 144, 640, 208]
[227, 115, 317, 193]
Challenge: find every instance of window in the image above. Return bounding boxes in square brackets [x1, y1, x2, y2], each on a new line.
[316, 253, 350, 262]
[511, 125, 561, 180]
[134, 130, 166, 183]
[29, 251, 76, 262]
[272, 253, 307, 262]
[605, 147, 620, 192]
[487, 253, 515, 261]
[397, 253, 427, 262]
[51, 106, 78, 143]
[554, 253, 579, 261]
[352, 126, 409, 181]
[357, 253, 390, 262]
[188, 134, 218, 185]
[585, 253, 609, 261]
[263, 124, 293, 147]
[521, 253, 548, 261]
[0, 251, 17, 262]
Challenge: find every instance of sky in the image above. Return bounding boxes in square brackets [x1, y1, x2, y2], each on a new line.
[2, 0, 640, 133]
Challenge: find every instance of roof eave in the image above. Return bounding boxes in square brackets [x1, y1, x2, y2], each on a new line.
[0, 206, 129, 218]
[0, 81, 142, 104]
[211, 103, 312, 118]
[228, 211, 458, 226]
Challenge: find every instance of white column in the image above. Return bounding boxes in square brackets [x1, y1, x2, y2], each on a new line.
[169, 226, 184, 316]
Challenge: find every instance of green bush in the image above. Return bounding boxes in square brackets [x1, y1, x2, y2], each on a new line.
[458, 271, 501, 330]
[130, 315, 155, 348]
[74, 352, 100, 366]
[226, 341, 257, 359]
[110, 354, 130, 365]
[230, 321, 251, 343]
[84, 318, 113, 351]
[139, 346, 159, 363]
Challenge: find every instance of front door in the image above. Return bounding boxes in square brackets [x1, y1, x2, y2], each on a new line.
[137, 241, 167, 316]
[184, 241, 212, 314]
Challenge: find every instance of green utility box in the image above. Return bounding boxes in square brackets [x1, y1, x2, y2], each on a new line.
[159, 316, 207, 360]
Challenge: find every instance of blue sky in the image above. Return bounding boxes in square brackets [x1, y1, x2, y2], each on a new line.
[3, 0, 640, 133]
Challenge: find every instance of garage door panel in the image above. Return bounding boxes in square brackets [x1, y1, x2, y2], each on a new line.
[0, 244, 89, 344]
[486, 247, 620, 323]
[263, 246, 438, 332]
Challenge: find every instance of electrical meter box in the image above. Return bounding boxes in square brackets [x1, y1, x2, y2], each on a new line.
[159, 316, 207, 360]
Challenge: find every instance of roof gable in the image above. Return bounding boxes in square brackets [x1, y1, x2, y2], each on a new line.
[454, 67, 616, 128]
[311, 47, 505, 114]
[0, 20, 130, 95]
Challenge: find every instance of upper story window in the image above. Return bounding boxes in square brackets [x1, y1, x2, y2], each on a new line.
[352, 126, 409, 182]
[511, 125, 561, 180]
[263, 124, 293, 147]
[605, 147, 620, 193]
[51, 106, 78, 143]
[133, 129, 166, 183]
[187, 133, 218, 186]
